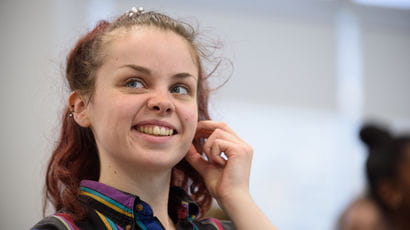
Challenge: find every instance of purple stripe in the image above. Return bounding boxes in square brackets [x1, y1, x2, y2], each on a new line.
[80, 180, 135, 210]
[116, 223, 124, 230]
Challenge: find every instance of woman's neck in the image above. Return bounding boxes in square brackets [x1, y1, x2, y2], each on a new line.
[98, 161, 176, 229]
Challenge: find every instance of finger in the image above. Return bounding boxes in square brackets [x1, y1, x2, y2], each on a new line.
[185, 144, 209, 176]
[210, 140, 227, 166]
[210, 138, 253, 161]
[203, 129, 239, 165]
[195, 121, 239, 139]
[203, 129, 238, 152]
[205, 138, 239, 166]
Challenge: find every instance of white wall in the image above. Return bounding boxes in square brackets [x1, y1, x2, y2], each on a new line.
[1, 0, 409, 229]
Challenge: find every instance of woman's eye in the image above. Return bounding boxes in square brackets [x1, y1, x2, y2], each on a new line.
[171, 85, 189, 95]
[125, 79, 144, 88]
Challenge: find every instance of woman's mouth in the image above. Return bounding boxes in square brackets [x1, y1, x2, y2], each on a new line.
[135, 125, 177, 136]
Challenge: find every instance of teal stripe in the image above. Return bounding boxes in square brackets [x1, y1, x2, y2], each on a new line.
[134, 216, 147, 230]
[106, 216, 118, 230]
[80, 187, 133, 213]
[192, 223, 199, 230]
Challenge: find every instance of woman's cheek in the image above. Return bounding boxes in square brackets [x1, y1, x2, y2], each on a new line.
[181, 107, 198, 134]
[184, 111, 197, 122]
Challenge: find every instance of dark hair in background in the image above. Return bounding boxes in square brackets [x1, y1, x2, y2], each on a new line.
[44, 11, 219, 220]
[360, 124, 410, 211]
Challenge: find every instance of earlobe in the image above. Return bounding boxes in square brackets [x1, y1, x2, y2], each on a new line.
[68, 91, 91, 128]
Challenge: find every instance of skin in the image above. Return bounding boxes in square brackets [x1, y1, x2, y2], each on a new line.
[338, 197, 387, 230]
[185, 122, 276, 230]
[85, 27, 199, 174]
[69, 26, 276, 230]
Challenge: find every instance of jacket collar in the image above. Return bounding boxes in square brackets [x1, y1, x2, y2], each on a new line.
[79, 180, 200, 227]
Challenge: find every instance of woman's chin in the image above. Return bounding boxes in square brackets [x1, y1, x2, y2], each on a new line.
[125, 150, 186, 171]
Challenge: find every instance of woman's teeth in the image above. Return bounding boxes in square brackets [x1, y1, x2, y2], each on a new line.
[137, 126, 174, 136]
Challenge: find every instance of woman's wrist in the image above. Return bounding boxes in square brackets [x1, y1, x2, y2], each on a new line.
[216, 189, 252, 211]
[216, 191, 277, 230]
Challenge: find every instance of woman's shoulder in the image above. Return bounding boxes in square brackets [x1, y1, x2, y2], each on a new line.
[31, 213, 79, 230]
[338, 197, 388, 230]
[31, 210, 104, 230]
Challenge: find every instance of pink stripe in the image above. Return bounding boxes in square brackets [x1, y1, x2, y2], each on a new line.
[207, 217, 224, 230]
[53, 213, 79, 230]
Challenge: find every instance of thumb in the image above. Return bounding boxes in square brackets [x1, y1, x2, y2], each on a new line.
[185, 144, 208, 176]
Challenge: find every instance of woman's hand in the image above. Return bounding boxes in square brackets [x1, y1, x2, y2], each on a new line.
[185, 120, 277, 230]
[185, 120, 253, 202]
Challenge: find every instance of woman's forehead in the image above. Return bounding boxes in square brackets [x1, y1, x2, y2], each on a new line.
[110, 27, 194, 57]
[98, 27, 199, 77]
[104, 26, 194, 54]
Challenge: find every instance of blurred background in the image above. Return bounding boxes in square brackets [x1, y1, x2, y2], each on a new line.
[0, 0, 409, 229]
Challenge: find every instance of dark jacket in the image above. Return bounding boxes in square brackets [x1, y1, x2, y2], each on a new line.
[32, 180, 234, 230]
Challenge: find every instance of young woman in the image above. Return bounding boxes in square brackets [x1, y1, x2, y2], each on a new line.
[32, 8, 276, 230]
[338, 124, 410, 230]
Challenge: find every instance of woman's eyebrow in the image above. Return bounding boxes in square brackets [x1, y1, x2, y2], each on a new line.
[173, 72, 197, 80]
[119, 64, 151, 75]
[119, 64, 197, 80]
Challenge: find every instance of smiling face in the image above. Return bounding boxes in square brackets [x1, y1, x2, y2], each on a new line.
[84, 27, 199, 173]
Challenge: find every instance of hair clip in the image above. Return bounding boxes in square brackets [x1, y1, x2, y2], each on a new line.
[128, 7, 144, 17]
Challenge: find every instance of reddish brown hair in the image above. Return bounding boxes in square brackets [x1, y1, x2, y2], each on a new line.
[44, 11, 213, 220]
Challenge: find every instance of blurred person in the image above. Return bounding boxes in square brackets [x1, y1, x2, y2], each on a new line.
[338, 196, 387, 230]
[338, 124, 410, 230]
[31, 7, 276, 230]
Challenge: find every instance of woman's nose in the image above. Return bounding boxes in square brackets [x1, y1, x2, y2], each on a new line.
[147, 91, 175, 115]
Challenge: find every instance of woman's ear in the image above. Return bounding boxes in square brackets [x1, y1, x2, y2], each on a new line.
[68, 91, 91, 128]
